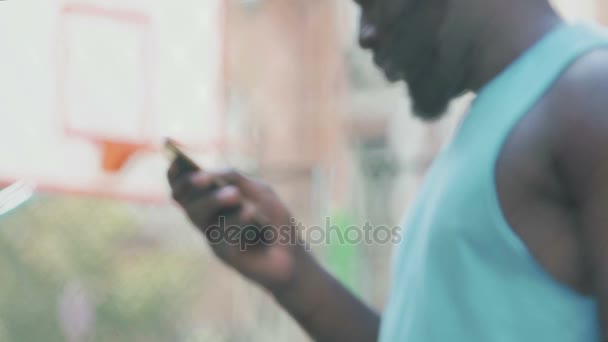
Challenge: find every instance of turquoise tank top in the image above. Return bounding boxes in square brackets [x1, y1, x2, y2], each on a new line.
[379, 22, 608, 342]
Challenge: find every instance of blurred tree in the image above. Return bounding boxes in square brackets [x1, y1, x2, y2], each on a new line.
[0, 195, 209, 342]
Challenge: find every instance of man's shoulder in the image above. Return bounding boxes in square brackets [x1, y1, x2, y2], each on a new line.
[548, 47, 608, 124]
[541, 47, 608, 193]
[534, 47, 608, 146]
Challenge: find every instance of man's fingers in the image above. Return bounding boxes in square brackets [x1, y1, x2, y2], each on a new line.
[214, 168, 246, 187]
[211, 169, 270, 198]
[183, 186, 242, 229]
[218, 200, 264, 229]
[239, 201, 258, 223]
[191, 172, 214, 188]
[215, 186, 241, 205]
[173, 167, 265, 200]
[171, 172, 218, 204]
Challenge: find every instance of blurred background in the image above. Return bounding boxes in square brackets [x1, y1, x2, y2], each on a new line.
[0, 0, 605, 341]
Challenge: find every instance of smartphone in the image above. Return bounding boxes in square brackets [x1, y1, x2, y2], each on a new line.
[164, 138, 202, 174]
[164, 138, 268, 245]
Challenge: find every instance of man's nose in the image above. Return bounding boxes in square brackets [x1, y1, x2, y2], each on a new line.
[358, 23, 378, 50]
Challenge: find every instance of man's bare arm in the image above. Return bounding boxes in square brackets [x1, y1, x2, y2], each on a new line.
[272, 249, 380, 342]
[168, 167, 380, 341]
[556, 128, 608, 339]
[552, 56, 608, 338]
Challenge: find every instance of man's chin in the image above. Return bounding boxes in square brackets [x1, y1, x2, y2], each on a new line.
[407, 91, 450, 121]
[405, 79, 452, 121]
[384, 71, 403, 83]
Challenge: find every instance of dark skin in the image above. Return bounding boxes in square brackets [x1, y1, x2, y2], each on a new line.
[499, 49, 608, 334]
[169, 0, 608, 340]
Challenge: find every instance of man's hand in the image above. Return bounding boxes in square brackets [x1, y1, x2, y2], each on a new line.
[167, 163, 380, 342]
[168, 164, 304, 292]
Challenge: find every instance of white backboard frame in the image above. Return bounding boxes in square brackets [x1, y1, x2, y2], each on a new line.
[0, 0, 229, 203]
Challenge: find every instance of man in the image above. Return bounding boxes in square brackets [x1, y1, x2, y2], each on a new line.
[168, 0, 608, 340]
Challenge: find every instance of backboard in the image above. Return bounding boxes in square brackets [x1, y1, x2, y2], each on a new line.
[0, 0, 229, 203]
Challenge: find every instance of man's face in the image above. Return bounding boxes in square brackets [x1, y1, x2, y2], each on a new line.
[357, 0, 468, 120]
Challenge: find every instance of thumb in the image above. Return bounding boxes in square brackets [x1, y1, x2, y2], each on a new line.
[214, 168, 246, 186]
[214, 168, 262, 197]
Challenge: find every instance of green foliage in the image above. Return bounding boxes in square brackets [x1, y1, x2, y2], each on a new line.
[323, 209, 361, 296]
[0, 195, 207, 342]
